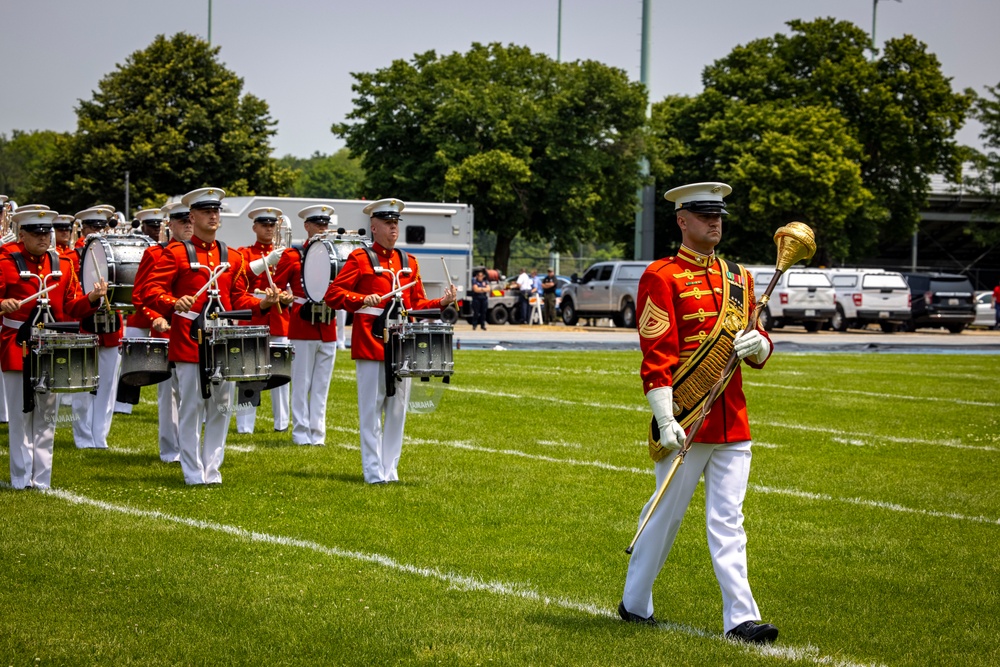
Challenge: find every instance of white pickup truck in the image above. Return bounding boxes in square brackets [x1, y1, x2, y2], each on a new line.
[747, 266, 836, 332]
[827, 268, 911, 333]
[560, 261, 651, 328]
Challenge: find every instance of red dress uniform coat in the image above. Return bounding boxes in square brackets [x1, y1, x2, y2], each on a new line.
[239, 241, 290, 337]
[271, 244, 337, 343]
[0, 244, 97, 372]
[324, 242, 442, 361]
[637, 246, 771, 444]
[128, 243, 171, 330]
[143, 235, 263, 364]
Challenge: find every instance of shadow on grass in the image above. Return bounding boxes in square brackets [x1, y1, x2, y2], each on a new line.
[285, 469, 368, 485]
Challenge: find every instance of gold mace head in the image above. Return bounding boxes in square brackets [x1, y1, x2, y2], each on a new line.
[773, 221, 817, 272]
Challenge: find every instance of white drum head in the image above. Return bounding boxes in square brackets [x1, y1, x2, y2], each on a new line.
[81, 237, 110, 293]
[302, 239, 337, 302]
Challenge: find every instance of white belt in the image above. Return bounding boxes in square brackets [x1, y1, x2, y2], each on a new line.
[294, 297, 308, 305]
[3, 317, 25, 329]
[177, 311, 199, 321]
[355, 307, 382, 316]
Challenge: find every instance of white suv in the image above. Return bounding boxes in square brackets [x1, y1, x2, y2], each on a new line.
[747, 266, 836, 332]
[827, 268, 911, 333]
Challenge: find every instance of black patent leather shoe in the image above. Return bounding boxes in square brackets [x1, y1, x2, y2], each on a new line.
[726, 620, 779, 644]
[617, 601, 657, 626]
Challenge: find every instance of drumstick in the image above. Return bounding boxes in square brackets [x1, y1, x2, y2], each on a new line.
[379, 280, 417, 302]
[15, 283, 58, 307]
[263, 263, 282, 314]
[440, 257, 451, 284]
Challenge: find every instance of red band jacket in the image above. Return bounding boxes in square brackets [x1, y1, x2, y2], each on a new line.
[0, 243, 98, 372]
[271, 244, 337, 343]
[239, 241, 291, 337]
[324, 242, 442, 361]
[143, 235, 264, 364]
[637, 245, 772, 444]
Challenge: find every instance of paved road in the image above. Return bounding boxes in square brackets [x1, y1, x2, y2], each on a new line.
[432, 322, 1000, 352]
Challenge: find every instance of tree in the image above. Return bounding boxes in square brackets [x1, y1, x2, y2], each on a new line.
[334, 42, 648, 274]
[278, 149, 365, 199]
[654, 18, 972, 264]
[650, 93, 872, 265]
[0, 130, 65, 203]
[966, 81, 1000, 246]
[27, 33, 294, 213]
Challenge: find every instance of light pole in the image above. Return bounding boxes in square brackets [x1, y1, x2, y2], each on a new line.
[870, 0, 901, 60]
[634, 0, 653, 261]
[208, 0, 213, 44]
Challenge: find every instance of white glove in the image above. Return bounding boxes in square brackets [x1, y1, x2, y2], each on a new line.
[647, 386, 687, 451]
[249, 248, 284, 276]
[733, 329, 770, 363]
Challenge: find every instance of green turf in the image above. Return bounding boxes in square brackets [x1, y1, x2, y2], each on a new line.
[2, 351, 998, 666]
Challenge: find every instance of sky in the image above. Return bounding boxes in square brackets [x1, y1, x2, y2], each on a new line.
[2, 0, 998, 158]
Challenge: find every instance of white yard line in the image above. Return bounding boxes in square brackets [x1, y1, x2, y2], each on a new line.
[30, 484, 881, 667]
[394, 437, 1000, 526]
[744, 380, 999, 407]
[448, 385, 646, 412]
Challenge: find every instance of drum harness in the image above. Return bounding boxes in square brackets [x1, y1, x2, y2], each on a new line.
[6, 250, 82, 410]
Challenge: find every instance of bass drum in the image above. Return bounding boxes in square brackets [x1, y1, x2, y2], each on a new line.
[81, 234, 155, 311]
[301, 235, 368, 302]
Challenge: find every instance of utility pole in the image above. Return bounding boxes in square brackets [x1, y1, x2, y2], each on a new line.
[871, 0, 901, 60]
[634, 0, 654, 261]
[124, 170, 130, 219]
[208, 0, 213, 44]
[551, 0, 563, 275]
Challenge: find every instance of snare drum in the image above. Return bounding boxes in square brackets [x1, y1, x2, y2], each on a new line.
[205, 325, 271, 382]
[389, 322, 454, 378]
[301, 235, 367, 302]
[81, 234, 155, 310]
[119, 337, 171, 387]
[31, 330, 100, 393]
[264, 341, 294, 390]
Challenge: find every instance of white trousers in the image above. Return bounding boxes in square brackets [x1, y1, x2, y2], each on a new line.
[336, 310, 348, 350]
[290, 339, 336, 445]
[622, 440, 761, 633]
[71, 345, 121, 449]
[175, 362, 232, 485]
[4, 371, 57, 489]
[236, 336, 290, 434]
[0, 371, 7, 422]
[158, 368, 181, 462]
[356, 359, 410, 483]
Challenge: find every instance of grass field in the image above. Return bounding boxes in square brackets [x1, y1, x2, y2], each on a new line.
[2, 350, 999, 666]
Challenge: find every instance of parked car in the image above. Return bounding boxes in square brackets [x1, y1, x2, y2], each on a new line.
[972, 291, 996, 329]
[560, 261, 651, 328]
[746, 267, 836, 332]
[900, 272, 976, 333]
[826, 268, 911, 333]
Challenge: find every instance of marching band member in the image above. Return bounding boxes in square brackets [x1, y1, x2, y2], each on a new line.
[618, 182, 778, 644]
[271, 205, 339, 446]
[128, 203, 194, 463]
[73, 205, 114, 250]
[1, 209, 106, 489]
[235, 206, 293, 434]
[114, 208, 168, 416]
[72, 207, 124, 449]
[145, 187, 279, 485]
[325, 198, 456, 484]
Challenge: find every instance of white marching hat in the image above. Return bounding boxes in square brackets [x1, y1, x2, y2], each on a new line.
[15, 204, 50, 213]
[161, 202, 190, 219]
[248, 206, 283, 223]
[664, 182, 732, 214]
[182, 187, 226, 210]
[297, 204, 335, 223]
[52, 214, 75, 229]
[363, 197, 404, 219]
[13, 208, 59, 232]
[76, 207, 114, 227]
[136, 208, 165, 224]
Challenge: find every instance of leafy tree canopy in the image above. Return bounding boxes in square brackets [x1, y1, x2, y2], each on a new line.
[27, 32, 294, 213]
[654, 18, 972, 264]
[0, 130, 65, 204]
[278, 148, 365, 199]
[334, 42, 648, 274]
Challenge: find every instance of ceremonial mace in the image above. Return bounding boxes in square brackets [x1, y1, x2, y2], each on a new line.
[625, 222, 817, 555]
